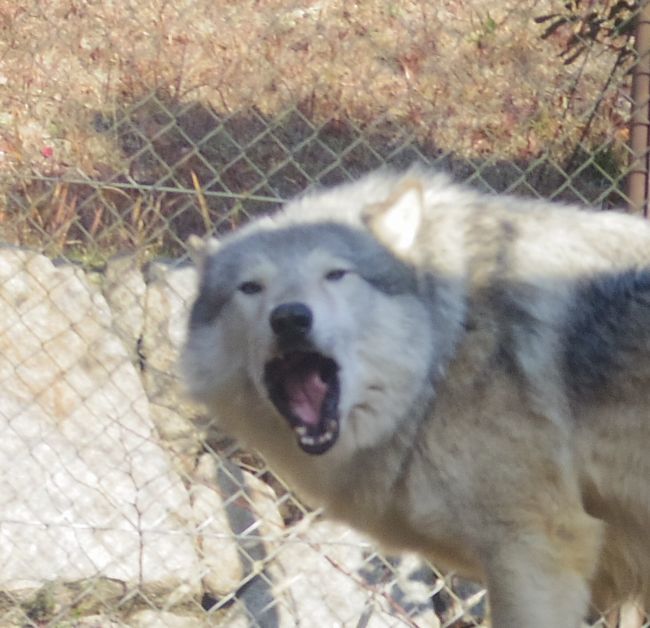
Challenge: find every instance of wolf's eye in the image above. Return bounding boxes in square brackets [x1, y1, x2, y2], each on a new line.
[325, 269, 348, 281]
[238, 280, 263, 295]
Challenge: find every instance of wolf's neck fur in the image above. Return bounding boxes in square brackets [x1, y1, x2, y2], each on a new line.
[308, 368, 438, 521]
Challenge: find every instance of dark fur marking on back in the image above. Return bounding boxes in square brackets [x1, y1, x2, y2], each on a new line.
[564, 268, 650, 400]
[475, 219, 532, 379]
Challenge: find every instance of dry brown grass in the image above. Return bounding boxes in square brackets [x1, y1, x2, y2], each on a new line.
[0, 0, 635, 262]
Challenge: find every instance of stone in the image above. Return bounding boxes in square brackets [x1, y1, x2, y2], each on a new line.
[140, 260, 203, 472]
[101, 254, 147, 368]
[191, 454, 284, 595]
[127, 609, 204, 628]
[0, 249, 200, 593]
[141, 259, 197, 411]
[273, 520, 443, 627]
[191, 453, 299, 627]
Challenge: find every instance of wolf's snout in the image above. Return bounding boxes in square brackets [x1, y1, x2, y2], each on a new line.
[270, 302, 313, 340]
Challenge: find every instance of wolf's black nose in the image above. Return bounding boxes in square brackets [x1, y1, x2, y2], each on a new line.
[270, 302, 313, 339]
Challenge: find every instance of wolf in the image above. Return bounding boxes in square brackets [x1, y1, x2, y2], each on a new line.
[181, 168, 650, 627]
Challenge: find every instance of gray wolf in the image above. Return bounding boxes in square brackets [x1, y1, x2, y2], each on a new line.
[181, 168, 650, 627]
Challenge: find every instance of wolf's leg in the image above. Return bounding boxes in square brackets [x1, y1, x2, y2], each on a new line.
[486, 555, 590, 628]
[483, 516, 603, 628]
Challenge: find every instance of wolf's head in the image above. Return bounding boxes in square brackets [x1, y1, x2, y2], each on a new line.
[181, 172, 452, 463]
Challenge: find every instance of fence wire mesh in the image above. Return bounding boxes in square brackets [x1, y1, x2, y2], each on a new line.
[0, 0, 649, 626]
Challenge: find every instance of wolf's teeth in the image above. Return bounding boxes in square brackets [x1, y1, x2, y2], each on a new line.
[316, 431, 333, 443]
[298, 427, 337, 448]
[328, 420, 337, 431]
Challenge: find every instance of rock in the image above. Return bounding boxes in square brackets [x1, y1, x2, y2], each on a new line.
[13, 578, 127, 626]
[59, 616, 126, 627]
[191, 455, 285, 605]
[140, 260, 203, 472]
[0, 249, 199, 593]
[274, 520, 443, 627]
[141, 260, 197, 410]
[101, 254, 147, 368]
[191, 453, 311, 627]
[127, 609, 204, 628]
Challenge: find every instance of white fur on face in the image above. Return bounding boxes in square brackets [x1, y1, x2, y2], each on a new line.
[228, 250, 375, 416]
[180, 306, 247, 403]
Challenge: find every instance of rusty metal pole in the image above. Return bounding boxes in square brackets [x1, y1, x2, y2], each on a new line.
[628, 1, 650, 216]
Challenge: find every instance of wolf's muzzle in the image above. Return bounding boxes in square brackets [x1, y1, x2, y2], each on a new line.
[270, 302, 313, 342]
[265, 302, 341, 455]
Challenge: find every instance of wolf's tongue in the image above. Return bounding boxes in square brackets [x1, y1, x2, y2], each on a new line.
[285, 371, 327, 426]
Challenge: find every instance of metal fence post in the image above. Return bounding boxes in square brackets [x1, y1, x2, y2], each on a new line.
[628, 1, 650, 216]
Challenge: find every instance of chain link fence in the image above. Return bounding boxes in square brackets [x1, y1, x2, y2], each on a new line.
[0, 0, 648, 626]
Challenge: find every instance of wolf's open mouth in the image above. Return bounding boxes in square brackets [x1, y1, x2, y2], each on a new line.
[264, 351, 340, 455]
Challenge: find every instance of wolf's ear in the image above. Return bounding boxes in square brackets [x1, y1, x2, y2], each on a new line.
[363, 178, 424, 254]
[186, 235, 220, 268]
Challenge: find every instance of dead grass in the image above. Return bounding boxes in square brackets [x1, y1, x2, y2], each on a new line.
[0, 0, 635, 262]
